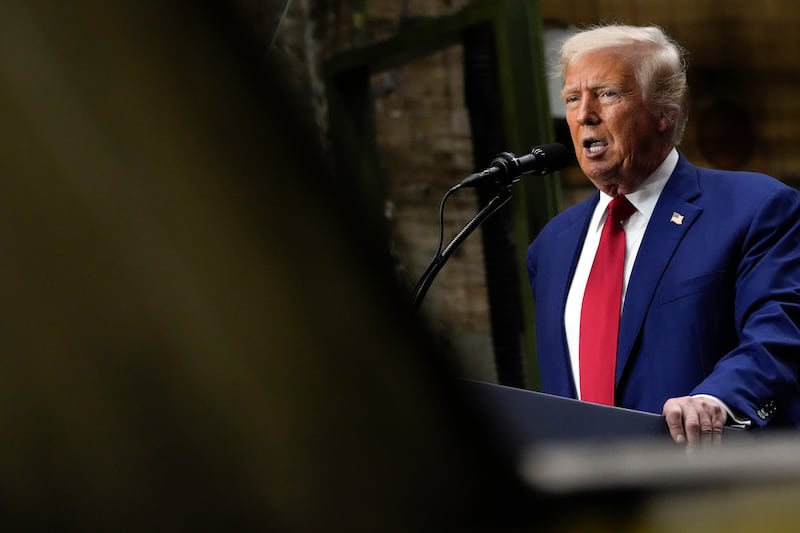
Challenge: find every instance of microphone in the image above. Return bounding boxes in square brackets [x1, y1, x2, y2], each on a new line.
[459, 143, 570, 188]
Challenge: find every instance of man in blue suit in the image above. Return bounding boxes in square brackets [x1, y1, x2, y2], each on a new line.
[527, 24, 800, 446]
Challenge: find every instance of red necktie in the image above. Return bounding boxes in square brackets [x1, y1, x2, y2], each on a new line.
[579, 195, 636, 405]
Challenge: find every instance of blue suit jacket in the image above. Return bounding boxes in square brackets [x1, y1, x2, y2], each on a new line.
[527, 154, 800, 428]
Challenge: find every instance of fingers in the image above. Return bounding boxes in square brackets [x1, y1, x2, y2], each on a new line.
[663, 398, 686, 444]
[662, 396, 728, 447]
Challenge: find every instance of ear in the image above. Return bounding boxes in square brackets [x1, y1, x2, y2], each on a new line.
[657, 112, 674, 133]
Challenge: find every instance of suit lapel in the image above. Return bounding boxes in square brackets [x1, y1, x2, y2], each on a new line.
[537, 192, 600, 398]
[557, 193, 598, 298]
[616, 156, 702, 382]
[552, 193, 598, 396]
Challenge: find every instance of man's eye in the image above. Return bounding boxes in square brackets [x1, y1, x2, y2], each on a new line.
[564, 95, 579, 105]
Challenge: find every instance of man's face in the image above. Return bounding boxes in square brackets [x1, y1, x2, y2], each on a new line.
[561, 47, 671, 196]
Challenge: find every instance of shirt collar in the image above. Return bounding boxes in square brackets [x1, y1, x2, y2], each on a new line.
[592, 148, 678, 230]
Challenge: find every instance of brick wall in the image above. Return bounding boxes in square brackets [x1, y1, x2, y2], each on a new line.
[372, 45, 496, 379]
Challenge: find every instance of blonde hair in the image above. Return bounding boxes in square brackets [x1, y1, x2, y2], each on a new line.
[558, 24, 689, 145]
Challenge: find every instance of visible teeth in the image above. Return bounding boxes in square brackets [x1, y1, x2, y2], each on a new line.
[588, 141, 605, 153]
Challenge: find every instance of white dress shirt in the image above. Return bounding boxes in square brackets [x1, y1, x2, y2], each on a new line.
[565, 148, 677, 396]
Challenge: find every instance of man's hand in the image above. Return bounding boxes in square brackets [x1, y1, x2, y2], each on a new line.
[662, 396, 727, 447]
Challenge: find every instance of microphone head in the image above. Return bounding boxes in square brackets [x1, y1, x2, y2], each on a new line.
[459, 143, 572, 188]
[527, 143, 571, 175]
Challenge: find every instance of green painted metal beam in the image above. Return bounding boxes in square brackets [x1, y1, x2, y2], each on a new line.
[489, 0, 561, 389]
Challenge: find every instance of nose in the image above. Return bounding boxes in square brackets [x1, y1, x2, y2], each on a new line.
[576, 97, 600, 126]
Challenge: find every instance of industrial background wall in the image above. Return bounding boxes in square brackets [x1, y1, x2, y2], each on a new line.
[269, 0, 800, 386]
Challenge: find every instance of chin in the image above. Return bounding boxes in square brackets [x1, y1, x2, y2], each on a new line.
[586, 171, 621, 195]
[582, 166, 612, 183]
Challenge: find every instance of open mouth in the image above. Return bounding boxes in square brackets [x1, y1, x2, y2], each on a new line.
[583, 139, 607, 153]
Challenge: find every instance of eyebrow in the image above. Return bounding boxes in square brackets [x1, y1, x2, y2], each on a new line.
[560, 82, 628, 98]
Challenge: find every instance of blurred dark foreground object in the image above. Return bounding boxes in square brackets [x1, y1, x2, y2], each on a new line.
[0, 1, 527, 529]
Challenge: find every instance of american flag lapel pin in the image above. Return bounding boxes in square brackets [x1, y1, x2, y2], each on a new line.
[670, 211, 684, 225]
